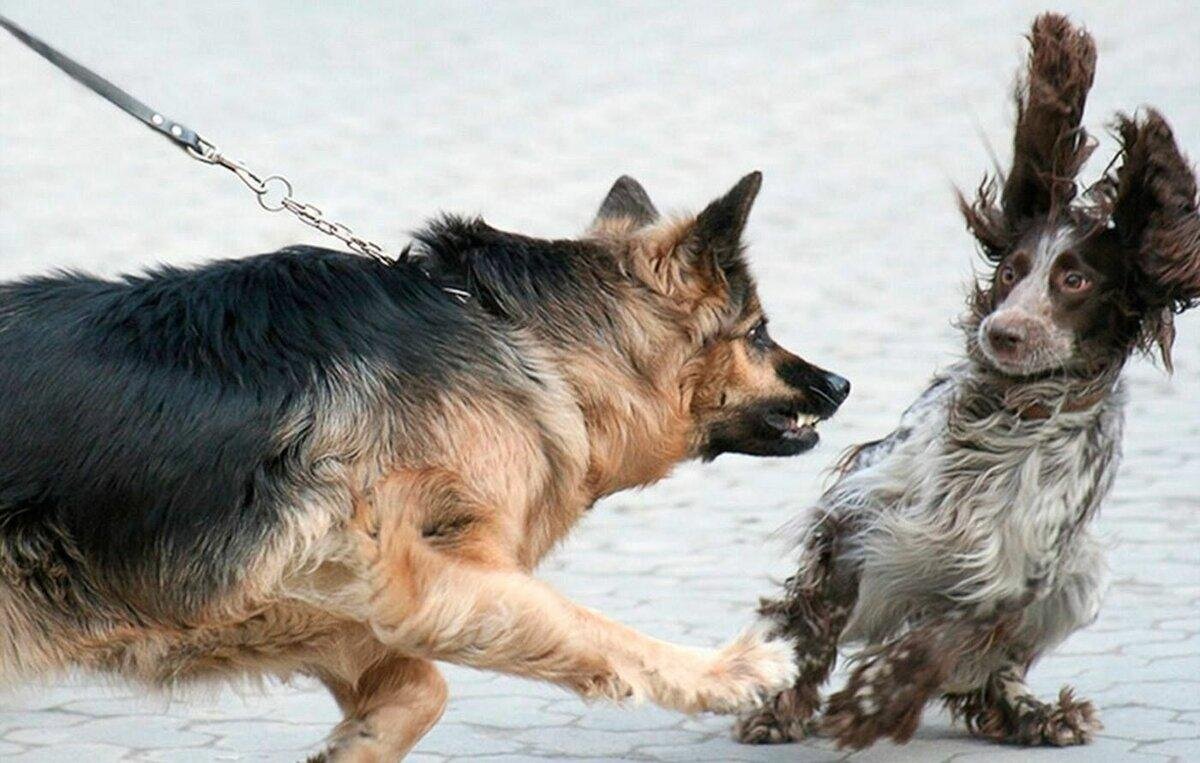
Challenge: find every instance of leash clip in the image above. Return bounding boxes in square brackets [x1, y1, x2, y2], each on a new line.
[185, 135, 221, 164]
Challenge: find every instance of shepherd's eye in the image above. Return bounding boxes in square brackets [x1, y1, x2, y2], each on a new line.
[746, 320, 771, 349]
[999, 264, 1017, 285]
[1060, 271, 1090, 292]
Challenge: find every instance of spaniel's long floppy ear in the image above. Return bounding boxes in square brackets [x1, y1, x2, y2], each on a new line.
[1111, 110, 1200, 366]
[960, 14, 1097, 257]
[593, 175, 659, 229]
[1003, 13, 1097, 218]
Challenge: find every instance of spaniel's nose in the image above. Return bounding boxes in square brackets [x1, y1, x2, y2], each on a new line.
[987, 323, 1026, 352]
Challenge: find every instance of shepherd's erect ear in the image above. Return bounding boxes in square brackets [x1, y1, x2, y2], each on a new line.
[626, 172, 760, 299]
[683, 171, 762, 270]
[1112, 109, 1200, 319]
[594, 175, 659, 228]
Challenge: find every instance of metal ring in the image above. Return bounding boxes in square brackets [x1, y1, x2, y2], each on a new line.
[256, 175, 293, 212]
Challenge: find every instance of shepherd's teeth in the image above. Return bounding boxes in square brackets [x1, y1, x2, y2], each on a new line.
[795, 414, 820, 427]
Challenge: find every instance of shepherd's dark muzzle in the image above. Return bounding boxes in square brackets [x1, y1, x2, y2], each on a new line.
[702, 355, 850, 460]
[780, 356, 850, 417]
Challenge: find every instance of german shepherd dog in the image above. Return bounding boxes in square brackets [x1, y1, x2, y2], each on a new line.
[0, 172, 849, 760]
[734, 14, 1200, 750]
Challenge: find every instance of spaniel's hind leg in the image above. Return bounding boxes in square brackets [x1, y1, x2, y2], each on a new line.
[309, 652, 448, 762]
[734, 518, 858, 744]
[945, 664, 1099, 746]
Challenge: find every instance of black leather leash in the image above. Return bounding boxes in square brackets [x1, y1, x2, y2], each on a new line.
[1, 13, 462, 280]
[0, 14, 204, 155]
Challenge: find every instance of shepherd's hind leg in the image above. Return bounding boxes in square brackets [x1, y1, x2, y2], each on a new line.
[945, 664, 1099, 746]
[734, 519, 857, 744]
[310, 654, 448, 763]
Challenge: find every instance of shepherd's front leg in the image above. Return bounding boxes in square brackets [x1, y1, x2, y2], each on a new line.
[368, 542, 794, 714]
[311, 653, 448, 762]
[356, 470, 796, 716]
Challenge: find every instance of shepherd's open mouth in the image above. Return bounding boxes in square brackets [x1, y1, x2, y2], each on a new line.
[701, 401, 838, 460]
[760, 409, 825, 453]
[765, 411, 823, 442]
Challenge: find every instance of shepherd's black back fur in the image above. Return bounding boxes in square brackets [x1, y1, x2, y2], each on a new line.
[416, 216, 649, 345]
[0, 243, 518, 622]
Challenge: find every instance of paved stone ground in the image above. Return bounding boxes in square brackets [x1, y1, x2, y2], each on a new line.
[1, 1, 1198, 761]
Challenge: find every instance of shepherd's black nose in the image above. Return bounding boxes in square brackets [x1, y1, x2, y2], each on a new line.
[824, 372, 851, 405]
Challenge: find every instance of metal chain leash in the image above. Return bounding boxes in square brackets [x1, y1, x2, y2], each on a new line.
[186, 137, 392, 265]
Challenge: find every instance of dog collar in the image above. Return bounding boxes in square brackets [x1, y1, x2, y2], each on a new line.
[1013, 387, 1111, 421]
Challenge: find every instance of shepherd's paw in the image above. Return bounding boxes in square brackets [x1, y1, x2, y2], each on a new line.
[688, 628, 798, 715]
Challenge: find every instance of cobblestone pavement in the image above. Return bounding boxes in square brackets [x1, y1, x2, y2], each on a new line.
[2, 1, 1198, 761]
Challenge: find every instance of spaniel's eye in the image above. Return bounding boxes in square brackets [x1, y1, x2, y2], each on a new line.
[1061, 271, 1090, 292]
[747, 320, 771, 349]
[999, 264, 1017, 285]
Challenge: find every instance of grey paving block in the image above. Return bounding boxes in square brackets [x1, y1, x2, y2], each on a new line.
[195, 719, 331, 753]
[7, 743, 131, 762]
